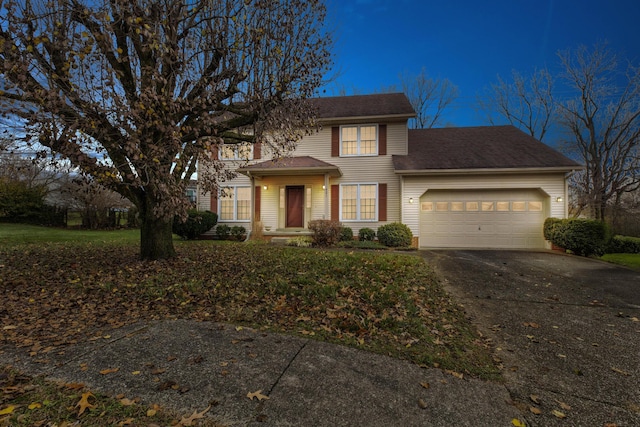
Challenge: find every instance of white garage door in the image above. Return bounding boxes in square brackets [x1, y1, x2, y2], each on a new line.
[420, 189, 547, 249]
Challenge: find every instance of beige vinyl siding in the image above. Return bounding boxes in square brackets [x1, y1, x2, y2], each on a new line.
[291, 122, 405, 233]
[401, 173, 568, 246]
[258, 176, 326, 230]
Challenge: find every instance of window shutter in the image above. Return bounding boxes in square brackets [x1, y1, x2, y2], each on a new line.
[331, 127, 339, 157]
[378, 183, 387, 221]
[212, 143, 219, 160]
[331, 185, 339, 220]
[253, 142, 261, 160]
[378, 124, 387, 156]
[254, 185, 261, 220]
[210, 192, 218, 213]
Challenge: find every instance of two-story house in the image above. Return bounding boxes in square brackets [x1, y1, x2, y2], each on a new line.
[197, 93, 581, 249]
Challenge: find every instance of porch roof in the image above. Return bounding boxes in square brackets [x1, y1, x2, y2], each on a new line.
[237, 156, 342, 178]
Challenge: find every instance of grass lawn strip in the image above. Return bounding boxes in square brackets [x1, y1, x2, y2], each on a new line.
[600, 253, 640, 270]
[1, 241, 497, 378]
[0, 366, 223, 426]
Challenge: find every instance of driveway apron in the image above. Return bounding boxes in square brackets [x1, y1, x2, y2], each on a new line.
[421, 250, 640, 427]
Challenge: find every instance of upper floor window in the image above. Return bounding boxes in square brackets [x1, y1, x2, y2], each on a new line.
[220, 143, 253, 160]
[341, 125, 377, 156]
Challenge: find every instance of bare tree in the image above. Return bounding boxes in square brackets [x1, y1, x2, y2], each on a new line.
[0, 0, 332, 259]
[400, 68, 458, 129]
[61, 176, 132, 229]
[558, 44, 640, 221]
[479, 69, 555, 141]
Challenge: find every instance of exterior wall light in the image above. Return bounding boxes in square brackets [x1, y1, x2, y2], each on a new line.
[263, 185, 268, 191]
[409, 197, 414, 204]
[556, 196, 563, 202]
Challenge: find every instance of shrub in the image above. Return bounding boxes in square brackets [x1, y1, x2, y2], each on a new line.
[308, 219, 341, 247]
[358, 227, 376, 241]
[172, 210, 217, 240]
[544, 217, 610, 257]
[216, 224, 231, 240]
[287, 236, 313, 247]
[377, 222, 413, 247]
[339, 226, 354, 242]
[231, 225, 247, 241]
[543, 217, 563, 241]
[607, 235, 640, 254]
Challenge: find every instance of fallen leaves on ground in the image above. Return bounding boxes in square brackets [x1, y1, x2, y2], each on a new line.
[177, 405, 211, 426]
[552, 409, 566, 419]
[247, 390, 269, 401]
[75, 392, 96, 415]
[0, 242, 499, 378]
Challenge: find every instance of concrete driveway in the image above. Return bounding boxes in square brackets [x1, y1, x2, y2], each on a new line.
[421, 250, 640, 427]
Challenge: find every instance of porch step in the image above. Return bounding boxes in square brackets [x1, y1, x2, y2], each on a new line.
[270, 237, 292, 245]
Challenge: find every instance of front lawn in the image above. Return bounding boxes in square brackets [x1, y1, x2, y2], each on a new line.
[0, 226, 500, 425]
[0, 223, 140, 245]
[600, 253, 640, 270]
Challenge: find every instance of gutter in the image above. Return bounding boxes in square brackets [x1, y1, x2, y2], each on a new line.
[394, 166, 584, 176]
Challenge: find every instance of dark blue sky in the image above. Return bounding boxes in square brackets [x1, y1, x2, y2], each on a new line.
[324, 0, 640, 127]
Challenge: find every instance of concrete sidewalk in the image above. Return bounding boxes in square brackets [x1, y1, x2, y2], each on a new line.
[1, 319, 523, 426]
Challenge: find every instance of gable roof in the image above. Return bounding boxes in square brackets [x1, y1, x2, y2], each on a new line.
[393, 125, 582, 173]
[310, 93, 415, 120]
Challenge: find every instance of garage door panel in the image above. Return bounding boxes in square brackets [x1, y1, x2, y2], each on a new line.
[420, 189, 546, 249]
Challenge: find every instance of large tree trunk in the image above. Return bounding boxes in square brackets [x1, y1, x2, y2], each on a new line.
[139, 197, 176, 260]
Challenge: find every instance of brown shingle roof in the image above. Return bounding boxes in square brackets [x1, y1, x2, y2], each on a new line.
[310, 93, 415, 120]
[393, 125, 582, 172]
[237, 156, 341, 177]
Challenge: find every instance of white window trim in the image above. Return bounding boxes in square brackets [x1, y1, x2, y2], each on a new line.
[339, 124, 378, 157]
[218, 186, 251, 222]
[339, 182, 378, 222]
[219, 143, 253, 161]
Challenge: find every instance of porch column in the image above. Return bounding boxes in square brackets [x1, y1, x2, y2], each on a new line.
[324, 173, 329, 220]
[249, 174, 255, 231]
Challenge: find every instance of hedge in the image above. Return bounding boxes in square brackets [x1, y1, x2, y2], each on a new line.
[607, 235, 640, 254]
[544, 217, 610, 257]
[173, 210, 217, 240]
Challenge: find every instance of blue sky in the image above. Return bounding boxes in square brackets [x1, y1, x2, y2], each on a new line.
[323, 0, 640, 127]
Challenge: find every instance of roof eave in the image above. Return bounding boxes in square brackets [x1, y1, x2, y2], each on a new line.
[394, 166, 584, 176]
[319, 113, 416, 123]
[238, 167, 343, 178]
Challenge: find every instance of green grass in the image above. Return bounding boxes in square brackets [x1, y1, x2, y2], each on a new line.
[601, 253, 640, 269]
[0, 367, 221, 427]
[0, 223, 141, 245]
[1, 224, 500, 425]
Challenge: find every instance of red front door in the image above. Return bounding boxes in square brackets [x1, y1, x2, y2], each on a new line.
[286, 186, 304, 228]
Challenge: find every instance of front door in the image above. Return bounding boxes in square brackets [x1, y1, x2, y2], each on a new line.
[286, 186, 304, 228]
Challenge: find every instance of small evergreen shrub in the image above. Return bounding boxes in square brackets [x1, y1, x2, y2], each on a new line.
[607, 235, 640, 254]
[358, 227, 376, 242]
[173, 210, 217, 240]
[216, 224, 231, 240]
[231, 225, 247, 241]
[544, 217, 609, 256]
[308, 219, 341, 247]
[543, 217, 563, 241]
[287, 236, 313, 247]
[339, 226, 354, 242]
[377, 222, 413, 247]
